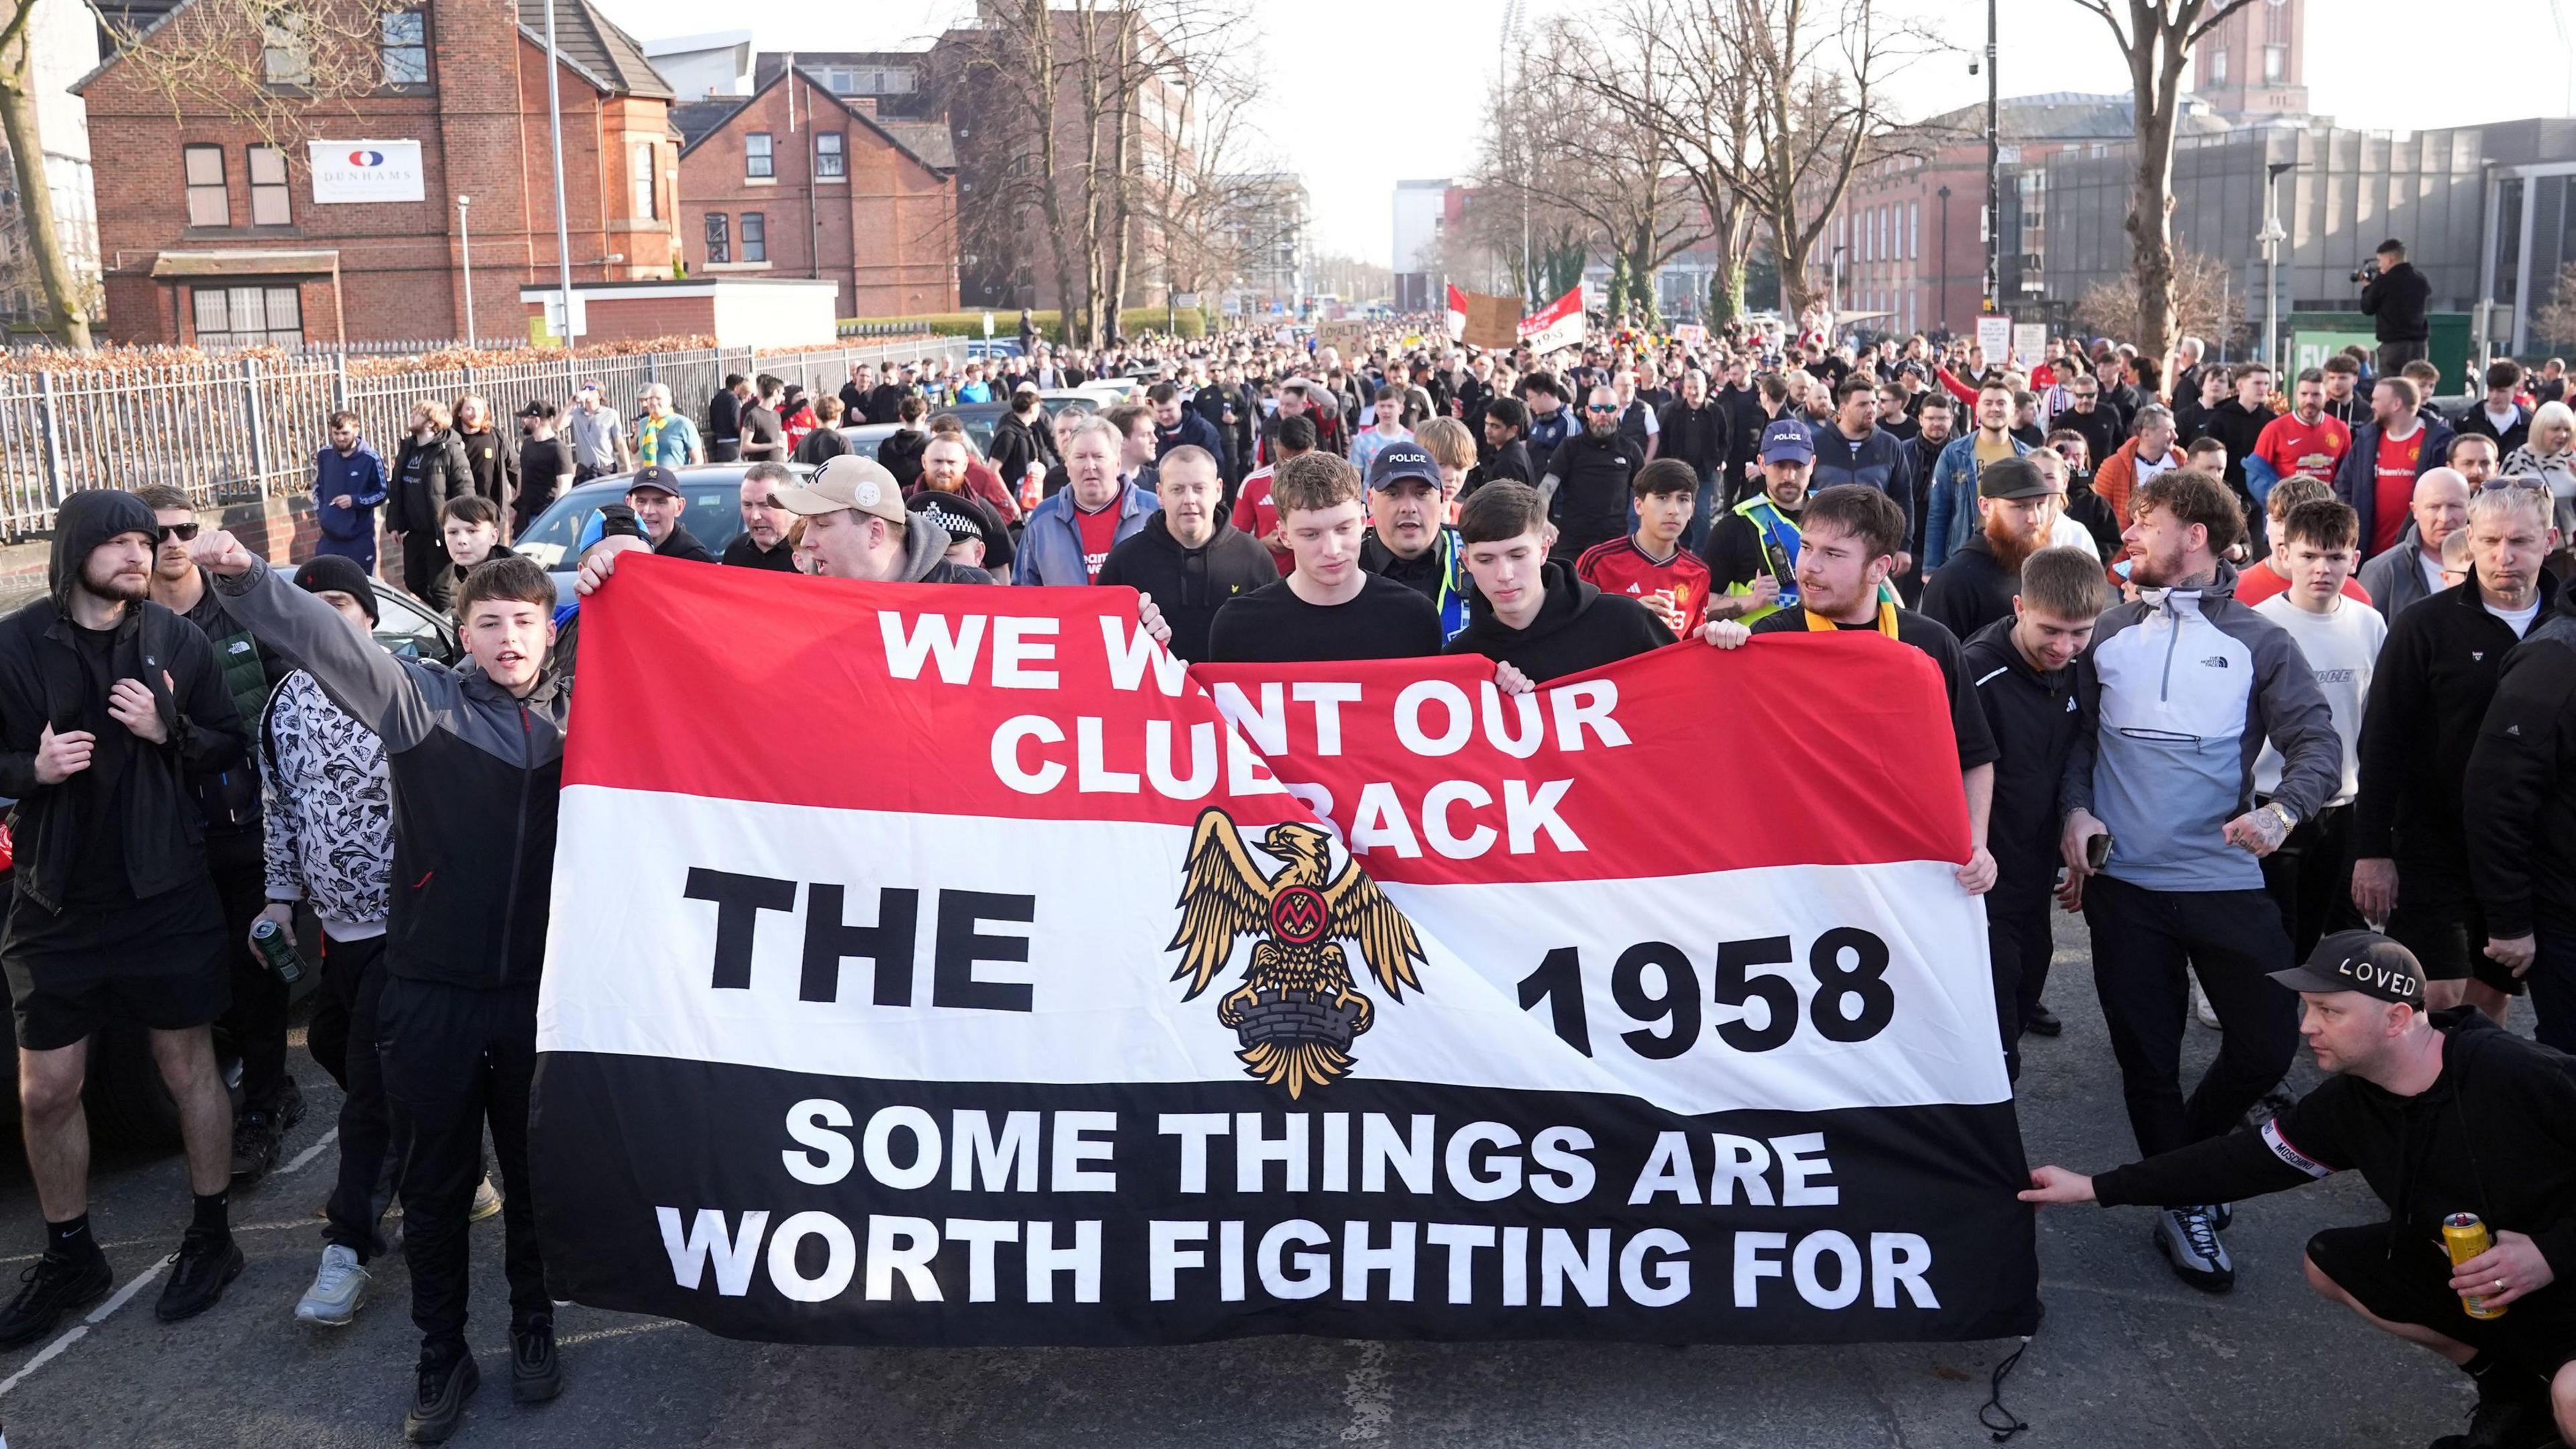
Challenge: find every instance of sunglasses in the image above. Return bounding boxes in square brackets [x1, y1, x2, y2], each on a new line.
[1586, 403, 1619, 413]
[157, 523, 199, 543]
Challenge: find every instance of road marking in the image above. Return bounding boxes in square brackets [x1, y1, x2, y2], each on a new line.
[0, 1256, 171, 1400]
[1339, 1339, 1391, 1443]
[556, 1320, 686, 1349]
[278, 1127, 339, 1178]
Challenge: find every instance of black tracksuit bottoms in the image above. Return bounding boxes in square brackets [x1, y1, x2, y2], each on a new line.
[206, 828, 288, 1114]
[1984, 881, 2053, 1081]
[380, 976, 546, 1358]
[2257, 800, 2361, 963]
[2082, 873, 2300, 1167]
[311, 933, 398, 1262]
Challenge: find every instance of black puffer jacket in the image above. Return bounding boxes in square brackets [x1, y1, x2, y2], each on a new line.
[0, 490, 246, 911]
[386, 428, 473, 535]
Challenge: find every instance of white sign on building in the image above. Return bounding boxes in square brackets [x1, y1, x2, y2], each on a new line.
[308, 141, 425, 204]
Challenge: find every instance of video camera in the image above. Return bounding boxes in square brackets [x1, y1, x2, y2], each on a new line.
[2351, 257, 2383, 285]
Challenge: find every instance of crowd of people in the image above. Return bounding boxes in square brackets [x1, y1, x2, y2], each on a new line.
[5, 239, 2576, 1444]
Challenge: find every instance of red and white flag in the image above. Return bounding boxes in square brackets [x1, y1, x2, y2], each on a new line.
[532, 561, 2037, 1348]
[1444, 284, 1468, 342]
[1518, 284, 1587, 356]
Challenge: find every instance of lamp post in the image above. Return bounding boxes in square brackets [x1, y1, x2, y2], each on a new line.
[2260, 160, 2295, 370]
[455, 195, 474, 343]
[1982, 0, 1999, 313]
[1937, 185, 1952, 335]
[543, 0, 576, 344]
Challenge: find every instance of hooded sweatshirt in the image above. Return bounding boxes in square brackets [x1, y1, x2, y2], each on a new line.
[0, 490, 246, 912]
[2061, 560, 2343, 892]
[1444, 559, 1675, 684]
[1095, 511, 1277, 662]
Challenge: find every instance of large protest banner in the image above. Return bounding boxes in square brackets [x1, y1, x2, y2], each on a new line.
[533, 559, 2038, 1347]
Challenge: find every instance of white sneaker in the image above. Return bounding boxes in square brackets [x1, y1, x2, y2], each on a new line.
[2191, 976, 2220, 1030]
[470, 1176, 503, 1223]
[294, 1244, 370, 1326]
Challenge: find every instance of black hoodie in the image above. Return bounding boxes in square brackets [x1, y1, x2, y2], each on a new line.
[0, 489, 246, 912]
[1095, 511, 1278, 663]
[2466, 589, 2576, 938]
[1917, 533, 2023, 645]
[1444, 559, 1674, 684]
[2096, 1011, 2576, 1266]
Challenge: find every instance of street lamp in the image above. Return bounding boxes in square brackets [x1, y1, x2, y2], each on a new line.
[1937, 186, 1951, 335]
[455, 195, 474, 343]
[2259, 161, 2294, 369]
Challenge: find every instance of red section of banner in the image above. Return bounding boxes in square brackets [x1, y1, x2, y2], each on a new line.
[566, 557, 1968, 885]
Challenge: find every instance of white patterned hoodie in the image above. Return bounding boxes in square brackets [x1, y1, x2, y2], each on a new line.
[259, 668, 392, 939]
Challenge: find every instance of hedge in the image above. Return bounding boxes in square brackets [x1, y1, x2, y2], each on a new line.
[845, 307, 1215, 343]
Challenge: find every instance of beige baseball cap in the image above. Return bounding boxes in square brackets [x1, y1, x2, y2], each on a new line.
[769, 455, 906, 523]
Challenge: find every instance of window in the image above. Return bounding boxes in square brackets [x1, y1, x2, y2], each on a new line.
[192, 284, 303, 348]
[2209, 47, 2227, 85]
[704, 213, 730, 264]
[248, 146, 290, 225]
[821, 66, 914, 95]
[380, 9, 427, 87]
[262, 13, 310, 85]
[815, 131, 845, 180]
[745, 132, 773, 180]
[741, 213, 765, 264]
[631, 142, 656, 219]
[1909, 201, 1919, 259]
[184, 145, 228, 227]
[2263, 44, 2286, 83]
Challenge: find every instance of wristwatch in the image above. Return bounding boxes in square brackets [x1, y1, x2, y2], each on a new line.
[2262, 802, 2298, 833]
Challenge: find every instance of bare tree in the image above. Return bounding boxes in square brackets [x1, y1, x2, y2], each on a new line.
[1528, 17, 1707, 329]
[2072, 246, 2241, 349]
[1460, 50, 1600, 309]
[2532, 261, 2576, 351]
[0, 0, 88, 346]
[2071, 0, 2259, 361]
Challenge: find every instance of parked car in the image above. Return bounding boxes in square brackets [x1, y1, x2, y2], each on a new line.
[837, 400, 1008, 462]
[515, 464, 801, 600]
[964, 339, 1025, 361]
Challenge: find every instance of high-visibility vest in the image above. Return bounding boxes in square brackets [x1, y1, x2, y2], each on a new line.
[1720, 494, 1900, 623]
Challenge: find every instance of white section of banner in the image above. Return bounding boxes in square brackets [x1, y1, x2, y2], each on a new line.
[539, 786, 2008, 1115]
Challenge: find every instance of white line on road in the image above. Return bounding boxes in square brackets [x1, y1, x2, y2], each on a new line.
[278, 1126, 339, 1177]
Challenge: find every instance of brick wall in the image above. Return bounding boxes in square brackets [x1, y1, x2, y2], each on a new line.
[81, 0, 680, 347]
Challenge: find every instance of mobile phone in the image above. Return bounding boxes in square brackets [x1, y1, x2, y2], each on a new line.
[2085, 833, 2113, 871]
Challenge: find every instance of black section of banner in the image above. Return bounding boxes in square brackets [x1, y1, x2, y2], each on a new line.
[531, 1052, 2039, 1346]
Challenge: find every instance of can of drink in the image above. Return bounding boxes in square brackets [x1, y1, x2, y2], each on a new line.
[250, 917, 305, 987]
[2443, 1212, 2507, 1320]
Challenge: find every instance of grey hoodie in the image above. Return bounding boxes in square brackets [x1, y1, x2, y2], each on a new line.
[2061, 560, 2343, 892]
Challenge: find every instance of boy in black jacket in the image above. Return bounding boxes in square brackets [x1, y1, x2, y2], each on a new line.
[192, 529, 567, 1443]
[2025, 932, 2576, 1449]
[1962, 547, 2104, 1074]
[1096, 445, 1277, 661]
[1446, 481, 1674, 683]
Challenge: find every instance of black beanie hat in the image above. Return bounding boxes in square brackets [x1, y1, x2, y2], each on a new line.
[292, 555, 378, 623]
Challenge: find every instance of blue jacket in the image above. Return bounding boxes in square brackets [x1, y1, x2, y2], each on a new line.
[1014, 482, 1161, 588]
[1807, 423, 1916, 545]
[1924, 433, 2030, 571]
[2332, 417, 2455, 562]
[312, 441, 389, 542]
[1155, 409, 1224, 462]
[2060, 561, 2342, 892]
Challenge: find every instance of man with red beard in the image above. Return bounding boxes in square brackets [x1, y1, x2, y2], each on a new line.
[1919, 454, 2061, 643]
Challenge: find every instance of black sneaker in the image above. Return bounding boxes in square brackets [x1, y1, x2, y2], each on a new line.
[2151, 1207, 2233, 1293]
[230, 1110, 280, 1184]
[154, 1228, 244, 1322]
[270, 1076, 306, 1136]
[0, 1251, 112, 1350]
[405, 1352, 481, 1444]
[512, 1318, 562, 1403]
[2429, 1381, 2560, 1449]
[2022, 1004, 2063, 1038]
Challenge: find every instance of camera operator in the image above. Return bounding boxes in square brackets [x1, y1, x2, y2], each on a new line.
[2358, 239, 2432, 376]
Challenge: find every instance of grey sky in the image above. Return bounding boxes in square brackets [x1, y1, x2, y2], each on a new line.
[594, 0, 2576, 266]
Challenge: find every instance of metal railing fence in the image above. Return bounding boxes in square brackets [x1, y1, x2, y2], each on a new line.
[0, 333, 967, 537]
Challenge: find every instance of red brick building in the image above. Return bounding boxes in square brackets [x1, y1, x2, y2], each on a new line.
[672, 64, 957, 318]
[78, 0, 683, 346]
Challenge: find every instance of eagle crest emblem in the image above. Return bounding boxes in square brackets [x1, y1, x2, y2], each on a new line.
[1166, 807, 1428, 1098]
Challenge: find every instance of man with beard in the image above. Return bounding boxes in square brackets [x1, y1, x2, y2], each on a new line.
[2202, 366, 2281, 542]
[722, 463, 799, 571]
[1704, 419, 1821, 623]
[2334, 376, 2453, 562]
[1538, 384, 1644, 563]
[0, 490, 248, 1346]
[1919, 455, 2060, 643]
[2249, 370, 2355, 509]
[1655, 369, 1731, 551]
[1808, 374, 1917, 577]
[2057, 468, 2343, 1294]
